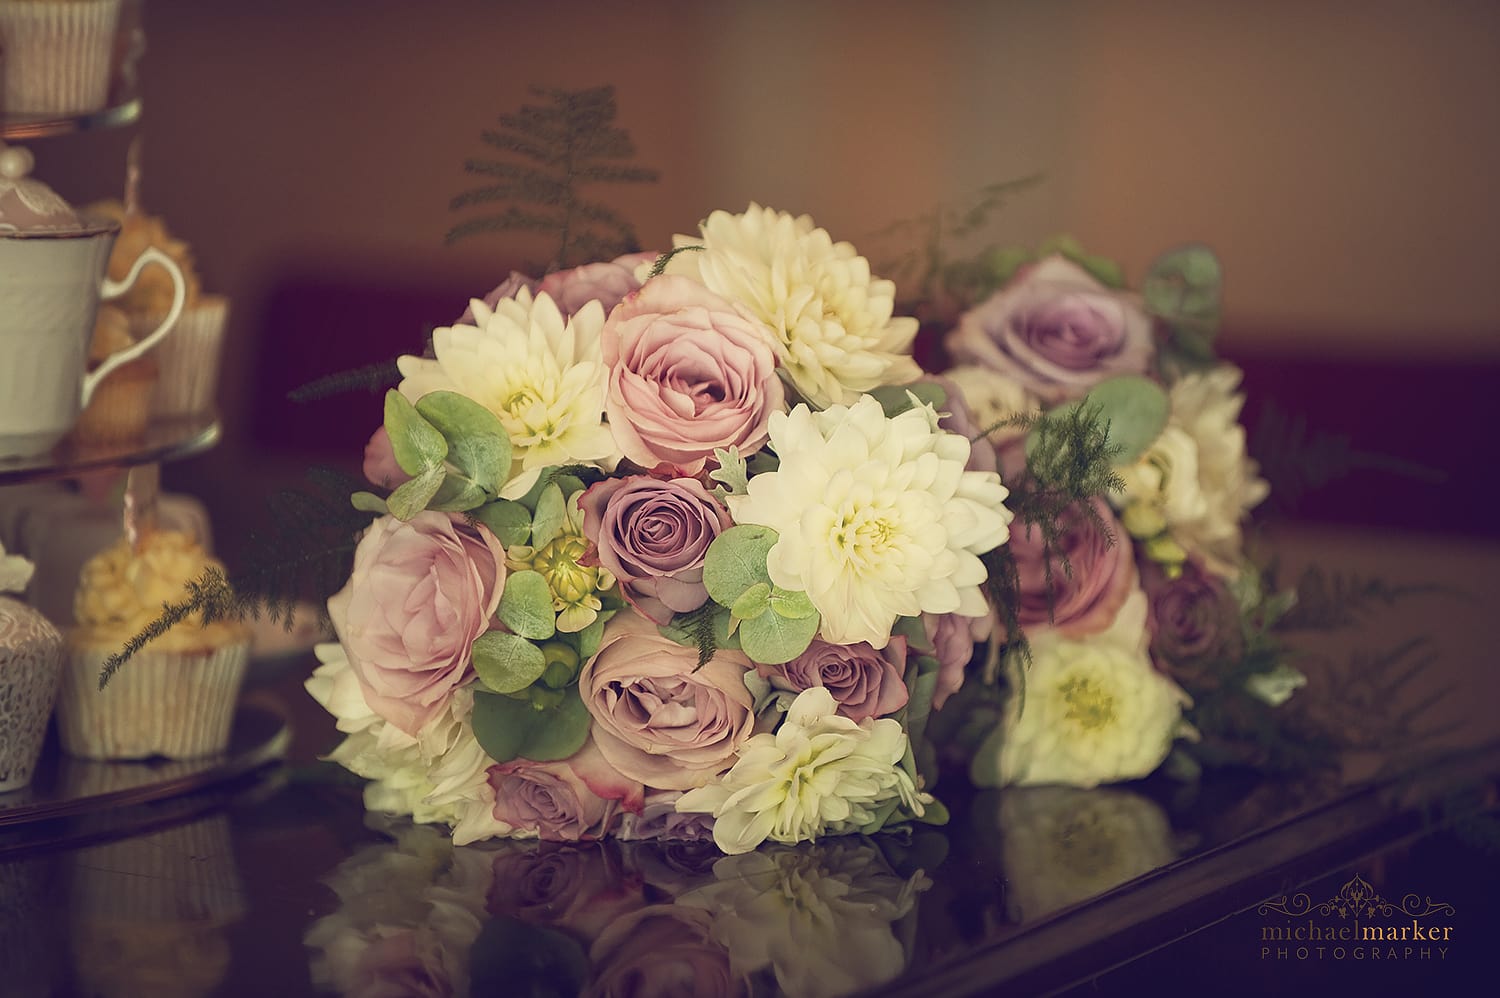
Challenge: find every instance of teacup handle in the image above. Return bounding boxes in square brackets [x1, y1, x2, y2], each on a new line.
[80, 246, 187, 409]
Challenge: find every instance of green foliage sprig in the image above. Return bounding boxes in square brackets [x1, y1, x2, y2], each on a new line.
[1275, 566, 1460, 631]
[286, 358, 402, 403]
[447, 85, 659, 269]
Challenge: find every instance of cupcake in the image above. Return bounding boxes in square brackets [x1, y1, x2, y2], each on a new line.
[56, 529, 250, 760]
[86, 200, 228, 419]
[68, 303, 157, 446]
[0, 541, 63, 792]
[0, 0, 123, 115]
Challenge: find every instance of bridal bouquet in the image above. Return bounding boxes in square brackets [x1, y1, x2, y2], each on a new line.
[307, 204, 1018, 852]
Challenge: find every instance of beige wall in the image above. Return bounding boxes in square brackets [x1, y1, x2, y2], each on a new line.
[34, 0, 1500, 400]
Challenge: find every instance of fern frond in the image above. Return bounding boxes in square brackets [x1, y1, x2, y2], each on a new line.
[1279, 566, 1461, 630]
[287, 359, 401, 402]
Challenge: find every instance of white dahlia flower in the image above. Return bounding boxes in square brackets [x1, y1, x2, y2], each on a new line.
[667, 203, 920, 407]
[727, 395, 1012, 648]
[1113, 364, 1269, 577]
[971, 590, 1190, 788]
[396, 288, 620, 498]
[675, 686, 927, 854]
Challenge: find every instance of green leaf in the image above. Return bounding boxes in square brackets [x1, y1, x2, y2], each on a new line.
[350, 491, 388, 514]
[707, 446, 751, 496]
[902, 654, 941, 748]
[384, 390, 448, 475]
[1142, 244, 1222, 338]
[1027, 374, 1168, 466]
[530, 483, 568, 548]
[767, 587, 817, 619]
[916, 798, 951, 826]
[867, 382, 947, 419]
[472, 630, 549, 694]
[386, 463, 445, 520]
[520, 685, 592, 761]
[472, 499, 532, 547]
[471, 688, 529, 762]
[703, 525, 778, 607]
[730, 581, 772, 621]
[428, 472, 491, 513]
[738, 606, 819, 664]
[416, 390, 512, 491]
[498, 570, 557, 640]
[985, 246, 1034, 288]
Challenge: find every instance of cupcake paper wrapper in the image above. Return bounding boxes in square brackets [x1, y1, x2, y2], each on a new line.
[0, 600, 63, 793]
[56, 642, 249, 761]
[0, 1, 122, 115]
[146, 296, 229, 419]
[69, 814, 247, 923]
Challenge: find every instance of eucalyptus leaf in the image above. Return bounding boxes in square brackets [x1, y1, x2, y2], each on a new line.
[386, 463, 445, 521]
[1027, 375, 1168, 466]
[731, 581, 772, 621]
[1142, 244, 1223, 337]
[428, 472, 491, 513]
[472, 630, 549, 694]
[530, 483, 568, 549]
[767, 587, 817, 620]
[518, 686, 591, 761]
[738, 605, 818, 664]
[471, 689, 529, 762]
[472, 500, 532, 547]
[498, 570, 557, 640]
[702, 525, 778, 607]
[867, 382, 947, 419]
[383, 390, 447, 475]
[416, 390, 513, 491]
[350, 491, 388, 514]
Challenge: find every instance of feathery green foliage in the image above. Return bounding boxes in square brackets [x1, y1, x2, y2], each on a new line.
[287, 358, 402, 403]
[1276, 566, 1461, 631]
[447, 86, 659, 269]
[98, 468, 378, 688]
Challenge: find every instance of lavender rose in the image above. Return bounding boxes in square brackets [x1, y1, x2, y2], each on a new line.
[328, 512, 506, 735]
[487, 737, 644, 842]
[538, 251, 655, 318]
[1140, 558, 1243, 683]
[617, 790, 719, 844]
[946, 255, 1154, 405]
[579, 475, 732, 625]
[603, 275, 784, 474]
[761, 638, 910, 722]
[1011, 499, 1138, 638]
[578, 613, 756, 790]
[487, 842, 644, 943]
[923, 609, 991, 709]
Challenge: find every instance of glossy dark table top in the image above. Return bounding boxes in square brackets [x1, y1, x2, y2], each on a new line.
[3, 525, 1498, 997]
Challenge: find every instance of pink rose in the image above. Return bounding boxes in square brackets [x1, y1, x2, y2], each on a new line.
[328, 512, 506, 735]
[1011, 499, 1137, 638]
[603, 275, 784, 474]
[487, 842, 644, 943]
[946, 255, 1154, 405]
[487, 736, 644, 842]
[616, 790, 718, 844]
[578, 613, 756, 790]
[361, 426, 412, 489]
[760, 638, 910, 722]
[579, 475, 732, 625]
[537, 251, 655, 318]
[588, 906, 742, 998]
[1140, 557, 1243, 684]
[923, 609, 991, 709]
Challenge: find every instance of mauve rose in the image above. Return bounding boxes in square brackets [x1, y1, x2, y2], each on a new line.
[588, 906, 744, 998]
[361, 426, 412, 489]
[487, 736, 644, 842]
[923, 609, 991, 709]
[1140, 558, 1243, 682]
[617, 790, 718, 844]
[1011, 499, 1137, 638]
[579, 476, 732, 625]
[761, 638, 910, 722]
[579, 613, 756, 790]
[456, 271, 539, 325]
[537, 251, 656, 318]
[487, 842, 644, 943]
[603, 275, 784, 474]
[946, 255, 1154, 405]
[328, 512, 506, 735]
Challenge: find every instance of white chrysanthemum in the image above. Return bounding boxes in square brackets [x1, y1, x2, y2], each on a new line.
[305, 643, 517, 839]
[676, 686, 927, 854]
[727, 396, 1012, 648]
[667, 203, 920, 407]
[396, 288, 620, 498]
[972, 591, 1190, 789]
[943, 363, 1043, 445]
[1113, 364, 1269, 576]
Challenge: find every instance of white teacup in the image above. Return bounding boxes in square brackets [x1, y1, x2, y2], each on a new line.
[0, 219, 185, 460]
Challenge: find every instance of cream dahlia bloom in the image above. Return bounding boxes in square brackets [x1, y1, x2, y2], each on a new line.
[727, 395, 1012, 648]
[1113, 364, 1269, 577]
[675, 687, 927, 854]
[971, 591, 1190, 789]
[396, 288, 620, 498]
[667, 203, 920, 407]
[305, 643, 515, 840]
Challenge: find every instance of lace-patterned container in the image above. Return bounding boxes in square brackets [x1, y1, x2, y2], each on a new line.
[0, 595, 63, 792]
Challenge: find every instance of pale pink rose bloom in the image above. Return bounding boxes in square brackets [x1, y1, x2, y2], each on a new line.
[537, 251, 656, 318]
[361, 426, 412, 489]
[1012, 498, 1138, 638]
[578, 613, 756, 790]
[327, 512, 506, 735]
[579, 475, 732, 625]
[760, 638, 910, 722]
[603, 275, 784, 474]
[487, 736, 644, 842]
[946, 255, 1154, 405]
